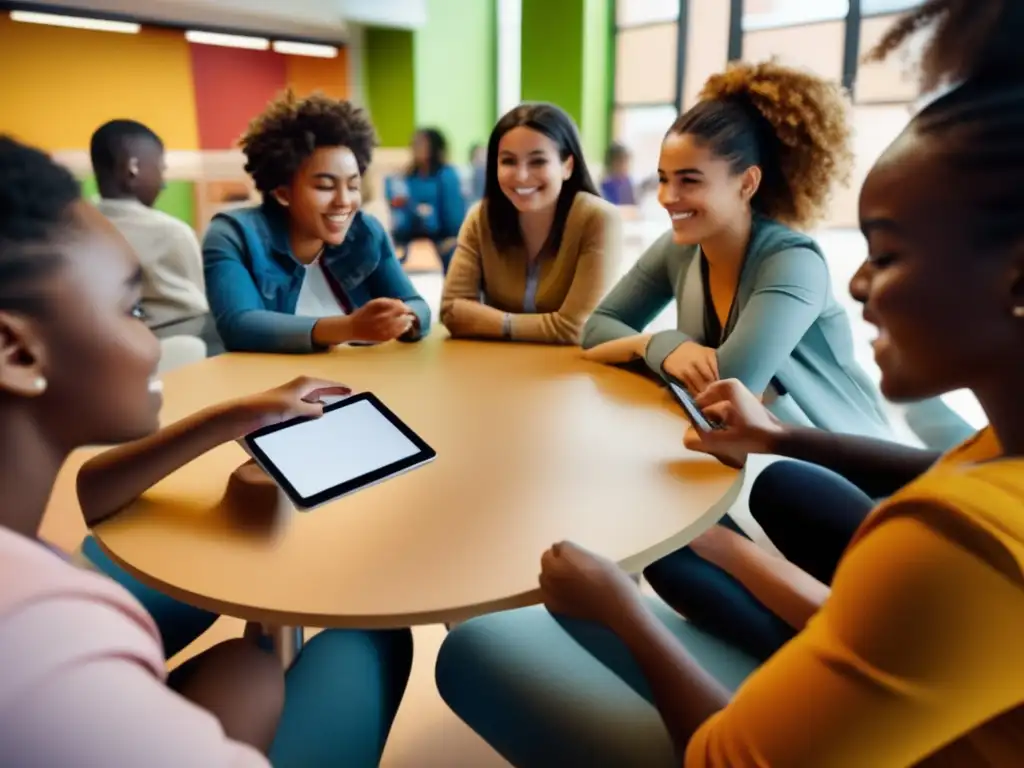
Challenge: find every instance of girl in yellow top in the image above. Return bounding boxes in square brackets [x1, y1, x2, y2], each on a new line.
[441, 103, 622, 345]
[435, 2, 1024, 765]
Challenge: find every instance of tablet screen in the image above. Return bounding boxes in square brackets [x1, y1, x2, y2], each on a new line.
[245, 393, 434, 507]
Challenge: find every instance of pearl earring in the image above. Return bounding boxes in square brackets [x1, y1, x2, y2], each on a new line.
[32, 376, 47, 394]
[1013, 306, 1024, 318]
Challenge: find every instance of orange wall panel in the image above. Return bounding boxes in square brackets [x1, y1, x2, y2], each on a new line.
[286, 48, 350, 99]
[0, 18, 199, 151]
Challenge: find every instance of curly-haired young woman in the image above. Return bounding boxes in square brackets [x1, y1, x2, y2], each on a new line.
[582, 61, 888, 438]
[203, 92, 431, 353]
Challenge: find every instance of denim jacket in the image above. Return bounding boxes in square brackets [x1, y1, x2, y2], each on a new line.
[203, 203, 431, 353]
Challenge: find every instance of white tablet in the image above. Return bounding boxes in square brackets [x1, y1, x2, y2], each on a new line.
[242, 392, 436, 510]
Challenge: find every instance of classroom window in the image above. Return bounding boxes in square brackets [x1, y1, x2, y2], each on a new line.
[615, 23, 678, 105]
[743, 20, 846, 82]
[742, 0, 848, 31]
[613, 104, 678, 182]
[855, 13, 921, 103]
[861, 0, 921, 15]
[616, 0, 680, 28]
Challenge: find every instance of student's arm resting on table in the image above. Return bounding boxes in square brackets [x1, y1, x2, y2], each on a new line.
[582, 231, 679, 351]
[507, 203, 623, 344]
[77, 378, 349, 527]
[685, 499, 1024, 767]
[202, 217, 318, 354]
[0, 597, 269, 767]
[363, 215, 431, 340]
[77, 403, 247, 527]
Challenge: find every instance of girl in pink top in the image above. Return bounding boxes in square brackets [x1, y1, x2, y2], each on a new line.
[0, 137, 411, 765]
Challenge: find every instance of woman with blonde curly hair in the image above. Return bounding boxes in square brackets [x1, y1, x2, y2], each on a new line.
[582, 61, 888, 438]
[203, 91, 431, 353]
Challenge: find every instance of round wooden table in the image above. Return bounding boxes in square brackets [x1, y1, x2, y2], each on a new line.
[89, 333, 738, 637]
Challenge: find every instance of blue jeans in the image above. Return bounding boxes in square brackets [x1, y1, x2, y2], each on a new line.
[436, 600, 759, 767]
[643, 460, 878, 661]
[82, 536, 412, 767]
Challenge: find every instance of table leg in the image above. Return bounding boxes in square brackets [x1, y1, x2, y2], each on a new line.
[263, 624, 304, 669]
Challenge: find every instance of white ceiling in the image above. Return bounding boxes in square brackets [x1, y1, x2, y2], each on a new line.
[10, 0, 428, 41]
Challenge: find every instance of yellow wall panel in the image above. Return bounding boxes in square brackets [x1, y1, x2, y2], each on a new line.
[0, 18, 199, 151]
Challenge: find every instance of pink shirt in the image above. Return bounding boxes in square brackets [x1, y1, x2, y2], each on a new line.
[0, 527, 268, 766]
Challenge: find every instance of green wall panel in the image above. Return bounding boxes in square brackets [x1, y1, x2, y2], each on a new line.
[581, 0, 612, 167]
[154, 181, 196, 227]
[414, 0, 496, 164]
[520, 0, 613, 167]
[520, 0, 585, 123]
[364, 27, 417, 148]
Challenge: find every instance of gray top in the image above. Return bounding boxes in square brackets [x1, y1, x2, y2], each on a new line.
[583, 217, 892, 438]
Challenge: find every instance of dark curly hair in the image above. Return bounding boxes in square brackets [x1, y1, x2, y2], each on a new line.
[239, 90, 378, 194]
[0, 136, 82, 316]
[865, 0, 1023, 94]
[670, 60, 853, 230]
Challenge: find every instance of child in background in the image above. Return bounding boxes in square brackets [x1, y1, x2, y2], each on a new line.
[91, 119, 222, 354]
[600, 142, 636, 206]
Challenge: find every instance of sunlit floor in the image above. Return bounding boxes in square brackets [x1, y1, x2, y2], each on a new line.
[46, 223, 987, 767]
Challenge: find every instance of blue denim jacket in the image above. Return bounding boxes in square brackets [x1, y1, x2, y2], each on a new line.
[203, 203, 431, 353]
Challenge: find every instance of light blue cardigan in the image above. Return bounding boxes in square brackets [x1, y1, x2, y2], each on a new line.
[583, 217, 892, 438]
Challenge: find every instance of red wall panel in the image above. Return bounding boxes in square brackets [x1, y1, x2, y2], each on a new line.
[190, 44, 288, 150]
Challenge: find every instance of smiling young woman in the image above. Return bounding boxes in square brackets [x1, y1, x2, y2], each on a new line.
[440, 103, 623, 346]
[582, 62, 890, 438]
[203, 91, 431, 354]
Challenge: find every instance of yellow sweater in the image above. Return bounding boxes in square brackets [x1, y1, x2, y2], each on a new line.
[440, 192, 621, 345]
[688, 428, 1024, 767]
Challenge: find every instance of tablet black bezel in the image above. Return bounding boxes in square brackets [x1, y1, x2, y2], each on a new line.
[243, 392, 436, 509]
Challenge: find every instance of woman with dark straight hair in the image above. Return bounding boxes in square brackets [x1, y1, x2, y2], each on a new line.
[441, 103, 622, 345]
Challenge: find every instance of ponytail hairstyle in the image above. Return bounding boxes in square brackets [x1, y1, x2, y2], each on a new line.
[871, 0, 1024, 253]
[668, 60, 852, 230]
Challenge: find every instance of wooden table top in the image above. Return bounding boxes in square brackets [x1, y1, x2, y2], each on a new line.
[85, 332, 738, 628]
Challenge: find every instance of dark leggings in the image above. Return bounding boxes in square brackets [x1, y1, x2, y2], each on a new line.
[644, 460, 887, 661]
